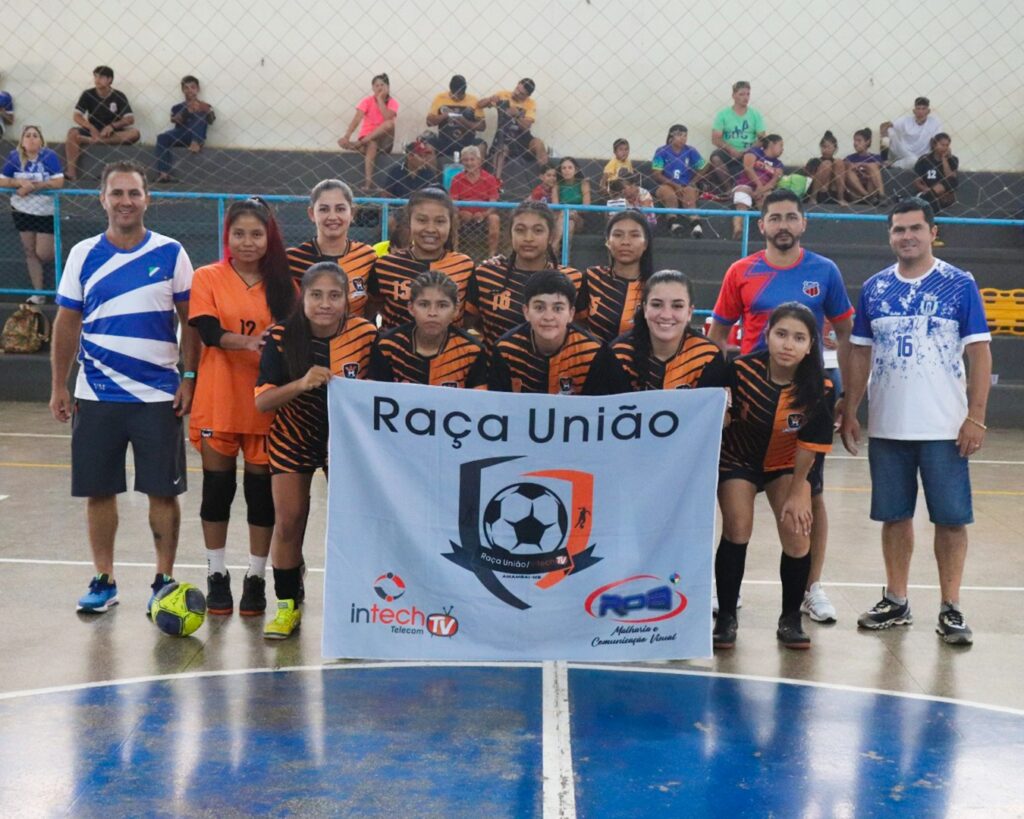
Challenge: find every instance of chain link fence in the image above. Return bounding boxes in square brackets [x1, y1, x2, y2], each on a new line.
[2, 0, 1023, 293]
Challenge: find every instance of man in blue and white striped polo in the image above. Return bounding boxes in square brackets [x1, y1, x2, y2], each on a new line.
[50, 159, 199, 616]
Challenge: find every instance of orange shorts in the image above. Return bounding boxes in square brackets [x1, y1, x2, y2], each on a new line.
[188, 428, 269, 465]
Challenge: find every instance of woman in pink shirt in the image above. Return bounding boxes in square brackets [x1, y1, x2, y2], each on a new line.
[338, 73, 399, 192]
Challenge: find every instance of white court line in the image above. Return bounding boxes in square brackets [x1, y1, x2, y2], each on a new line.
[0, 661, 1020, 719]
[2, 558, 1021, 592]
[0, 432, 71, 439]
[542, 660, 577, 819]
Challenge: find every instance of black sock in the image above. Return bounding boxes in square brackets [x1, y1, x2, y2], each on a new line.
[715, 537, 748, 617]
[780, 553, 811, 616]
[273, 567, 302, 602]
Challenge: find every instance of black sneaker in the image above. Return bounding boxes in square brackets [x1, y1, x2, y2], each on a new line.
[936, 607, 973, 646]
[239, 574, 267, 617]
[207, 571, 233, 615]
[857, 590, 912, 630]
[777, 612, 811, 649]
[713, 612, 737, 649]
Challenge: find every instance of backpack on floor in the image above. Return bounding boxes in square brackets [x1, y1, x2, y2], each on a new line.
[1, 303, 51, 354]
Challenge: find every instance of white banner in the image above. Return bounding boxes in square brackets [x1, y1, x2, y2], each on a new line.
[322, 379, 726, 661]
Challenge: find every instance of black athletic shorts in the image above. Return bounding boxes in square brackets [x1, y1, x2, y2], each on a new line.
[71, 399, 187, 497]
[719, 452, 825, 497]
[11, 210, 55, 234]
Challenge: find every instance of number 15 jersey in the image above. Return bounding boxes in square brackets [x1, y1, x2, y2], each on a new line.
[188, 259, 275, 435]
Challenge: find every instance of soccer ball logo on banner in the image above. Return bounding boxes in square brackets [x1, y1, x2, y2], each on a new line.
[445, 456, 601, 610]
[483, 482, 569, 553]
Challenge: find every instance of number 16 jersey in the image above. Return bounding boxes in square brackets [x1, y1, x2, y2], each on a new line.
[188, 259, 275, 435]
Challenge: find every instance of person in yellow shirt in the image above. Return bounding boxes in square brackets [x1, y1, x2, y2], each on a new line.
[426, 75, 485, 159]
[478, 78, 548, 181]
[602, 138, 634, 193]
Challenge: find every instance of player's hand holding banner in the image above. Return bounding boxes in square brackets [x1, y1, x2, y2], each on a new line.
[323, 380, 726, 661]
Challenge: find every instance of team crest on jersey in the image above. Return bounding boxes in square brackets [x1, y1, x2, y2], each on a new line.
[342, 363, 360, 379]
[351, 277, 365, 294]
[559, 377, 573, 394]
[920, 294, 938, 316]
[802, 281, 820, 298]
[200, 428, 213, 438]
[786, 412, 805, 430]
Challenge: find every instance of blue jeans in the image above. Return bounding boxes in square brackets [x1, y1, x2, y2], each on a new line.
[155, 120, 209, 173]
[868, 438, 973, 526]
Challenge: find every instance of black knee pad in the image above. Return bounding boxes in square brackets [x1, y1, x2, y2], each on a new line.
[244, 471, 275, 528]
[200, 470, 237, 522]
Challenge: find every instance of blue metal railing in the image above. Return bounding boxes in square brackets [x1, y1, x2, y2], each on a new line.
[1, 188, 1022, 298]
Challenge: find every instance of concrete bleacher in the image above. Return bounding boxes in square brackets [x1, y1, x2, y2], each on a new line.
[1, 141, 1021, 425]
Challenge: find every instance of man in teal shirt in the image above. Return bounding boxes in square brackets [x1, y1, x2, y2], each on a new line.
[709, 81, 766, 194]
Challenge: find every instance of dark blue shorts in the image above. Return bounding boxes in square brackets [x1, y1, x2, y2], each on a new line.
[868, 438, 973, 526]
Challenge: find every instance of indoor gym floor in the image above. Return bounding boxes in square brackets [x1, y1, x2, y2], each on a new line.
[0, 401, 1021, 817]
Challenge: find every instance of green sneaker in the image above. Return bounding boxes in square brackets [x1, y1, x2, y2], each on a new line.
[263, 599, 301, 640]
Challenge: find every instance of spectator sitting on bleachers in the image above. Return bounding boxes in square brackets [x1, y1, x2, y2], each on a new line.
[731, 134, 785, 240]
[709, 81, 766, 196]
[449, 145, 501, 257]
[845, 128, 885, 205]
[0, 125, 64, 302]
[381, 138, 441, 241]
[529, 164, 557, 203]
[551, 157, 591, 253]
[477, 78, 548, 181]
[915, 133, 958, 247]
[0, 75, 13, 137]
[426, 74, 485, 159]
[64, 66, 141, 181]
[338, 73, 398, 192]
[808, 130, 846, 204]
[880, 96, 942, 170]
[154, 75, 216, 183]
[608, 172, 656, 226]
[651, 124, 706, 238]
[601, 138, 633, 193]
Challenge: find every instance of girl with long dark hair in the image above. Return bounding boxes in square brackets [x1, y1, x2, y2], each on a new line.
[603, 270, 727, 392]
[368, 187, 475, 331]
[714, 302, 834, 651]
[187, 197, 296, 617]
[254, 262, 377, 639]
[467, 200, 584, 348]
[578, 209, 655, 343]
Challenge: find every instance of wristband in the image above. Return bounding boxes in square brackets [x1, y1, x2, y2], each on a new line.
[182, 371, 197, 380]
[965, 416, 987, 431]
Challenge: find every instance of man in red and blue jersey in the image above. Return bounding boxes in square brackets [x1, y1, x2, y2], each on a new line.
[709, 188, 854, 624]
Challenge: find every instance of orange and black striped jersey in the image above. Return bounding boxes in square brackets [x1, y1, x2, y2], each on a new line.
[255, 317, 376, 472]
[368, 249, 475, 331]
[489, 321, 605, 395]
[578, 266, 644, 343]
[287, 239, 377, 318]
[465, 259, 585, 348]
[369, 323, 488, 388]
[720, 351, 834, 474]
[605, 329, 729, 393]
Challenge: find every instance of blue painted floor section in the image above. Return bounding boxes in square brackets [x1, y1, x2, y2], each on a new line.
[2, 666, 1022, 817]
[571, 669, 1024, 818]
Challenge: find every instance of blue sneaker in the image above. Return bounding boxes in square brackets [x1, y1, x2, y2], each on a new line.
[147, 573, 175, 618]
[77, 574, 119, 612]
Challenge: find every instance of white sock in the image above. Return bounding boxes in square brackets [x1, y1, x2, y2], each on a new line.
[206, 548, 227, 576]
[247, 554, 268, 578]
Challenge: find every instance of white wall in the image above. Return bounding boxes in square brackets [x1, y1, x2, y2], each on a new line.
[5, 0, 1022, 170]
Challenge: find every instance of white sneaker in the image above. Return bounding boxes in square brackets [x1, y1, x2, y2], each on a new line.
[690, 223, 703, 239]
[801, 582, 837, 623]
[26, 295, 46, 305]
[712, 590, 742, 616]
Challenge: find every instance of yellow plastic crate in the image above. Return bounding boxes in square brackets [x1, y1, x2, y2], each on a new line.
[981, 288, 1024, 336]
